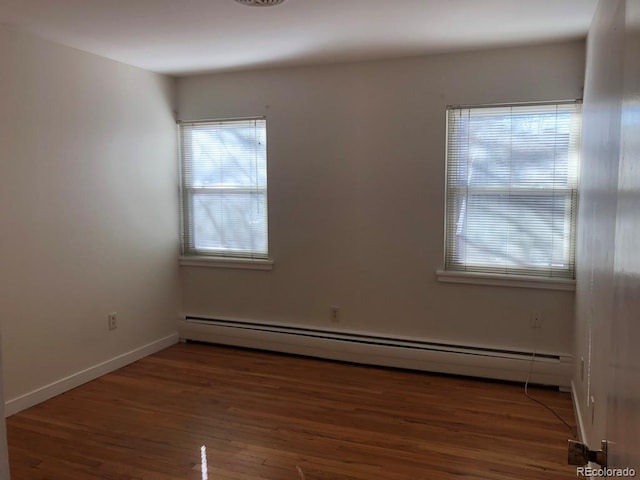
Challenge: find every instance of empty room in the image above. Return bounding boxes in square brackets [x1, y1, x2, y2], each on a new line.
[0, 0, 638, 478]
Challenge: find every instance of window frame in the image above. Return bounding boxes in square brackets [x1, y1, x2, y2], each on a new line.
[439, 100, 581, 289]
[178, 117, 272, 268]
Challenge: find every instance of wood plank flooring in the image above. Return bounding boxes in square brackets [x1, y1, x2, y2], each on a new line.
[7, 343, 577, 479]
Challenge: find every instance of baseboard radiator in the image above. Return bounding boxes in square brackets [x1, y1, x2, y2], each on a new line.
[180, 316, 572, 388]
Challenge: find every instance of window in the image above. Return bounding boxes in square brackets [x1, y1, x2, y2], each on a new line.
[179, 118, 268, 260]
[443, 102, 581, 280]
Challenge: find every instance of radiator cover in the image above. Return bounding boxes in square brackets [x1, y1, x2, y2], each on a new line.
[180, 316, 572, 388]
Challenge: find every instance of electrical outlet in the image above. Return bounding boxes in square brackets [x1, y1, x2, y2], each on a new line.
[530, 311, 543, 328]
[330, 306, 340, 322]
[108, 312, 118, 330]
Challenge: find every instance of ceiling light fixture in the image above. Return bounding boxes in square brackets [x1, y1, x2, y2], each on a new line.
[234, 0, 286, 6]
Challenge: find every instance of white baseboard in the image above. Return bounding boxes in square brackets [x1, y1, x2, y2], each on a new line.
[180, 317, 573, 387]
[571, 379, 589, 443]
[4, 333, 179, 417]
[571, 380, 596, 479]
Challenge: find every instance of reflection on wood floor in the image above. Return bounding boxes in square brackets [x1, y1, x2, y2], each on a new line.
[7, 342, 577, 479]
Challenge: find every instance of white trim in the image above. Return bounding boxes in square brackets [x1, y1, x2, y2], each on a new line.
[0, 334, 8, 479]
[571, 380, 596, 480]
[436, 270, 576, 291]
[177, 115, 266, 126]
[180, 313, 566, 357]
[179, 256, 274, 270]
[447, 99, 582, 109]
[179, 317, 573, 387]
[572, 380, 589, 444]
[4, 333, 179, 417]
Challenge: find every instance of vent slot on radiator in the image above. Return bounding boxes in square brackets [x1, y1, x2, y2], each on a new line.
[184, 316, 560, 361]
[181, 315, 571, 387]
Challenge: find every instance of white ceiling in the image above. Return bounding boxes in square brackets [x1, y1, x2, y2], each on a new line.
[0, 0, 598, 76]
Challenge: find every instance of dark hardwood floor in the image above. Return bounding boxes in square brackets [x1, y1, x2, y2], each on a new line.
[7, 342, 577, 479]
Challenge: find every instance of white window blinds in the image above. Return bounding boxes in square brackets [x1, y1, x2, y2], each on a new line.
[444, 102, 581, 278]
[179, 118, 268, 259]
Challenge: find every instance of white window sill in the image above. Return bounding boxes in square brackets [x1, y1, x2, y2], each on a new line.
[435, 270, 575, 291]
[179, 256, 274, 270]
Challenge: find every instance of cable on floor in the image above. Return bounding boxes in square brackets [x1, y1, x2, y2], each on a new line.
[525, 329, 577, 438]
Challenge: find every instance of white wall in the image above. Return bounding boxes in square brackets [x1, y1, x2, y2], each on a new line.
[177, 41, 584, 357]
[608, 1, 640, 469]
[0, 26, 180, 411]
[575, 2, 640, 471]
[573, 0, 624, 446]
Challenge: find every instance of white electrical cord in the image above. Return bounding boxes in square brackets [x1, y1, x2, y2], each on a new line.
[524, 327, 577, 437]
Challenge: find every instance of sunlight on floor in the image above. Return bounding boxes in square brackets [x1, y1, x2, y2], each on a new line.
[200, 445, 208, 480]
